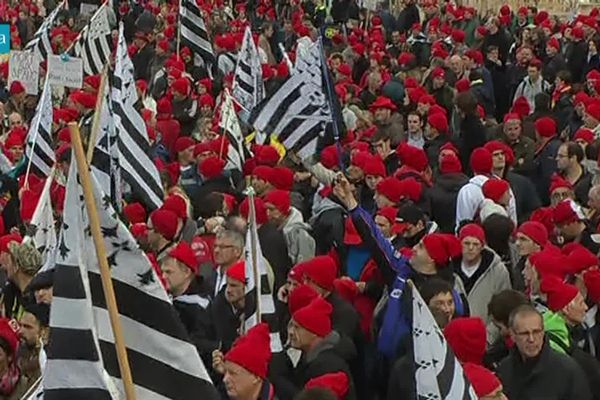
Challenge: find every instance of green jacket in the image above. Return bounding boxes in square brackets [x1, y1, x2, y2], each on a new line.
[543, 311, 570, 354]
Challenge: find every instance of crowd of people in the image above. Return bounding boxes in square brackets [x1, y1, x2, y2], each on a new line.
[2, 0, 600, 399]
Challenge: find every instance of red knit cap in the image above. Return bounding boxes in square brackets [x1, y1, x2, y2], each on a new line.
[439, 153, 462, 174]
[239, 196, 268, 225]
[252, 165, 274, 182]
[444, 317, 486, 364]
[503, 113, 521, 123]
[512, 96, 531, 117]
[540, 276, 579, 312]
[123, 202, 147, 224]
[0, 233, 22, 255]
[562, 243, 598, 275]
[172, 77, 191, 96]
[553, 199, 585, 225]
[369, 96, 397, 111]
[226, 260, 245, 283]
[469, 147, 493, 175]
[547, 37, 560, 51]
[149, 209, 178, 240]
[422, 233, 462, 266]
[292, 297, 333, 337]
[9, 81, 25, 95]
[264, 189, 291, 215]
[534, 117, 557, 138]
[427, 112, 448, 133]
[397, 143, 428, 172]
[168, 241, 198, 274]
[288, 283, 319, 314]
[225, 323, 272, 379]
[455, 78, 471, 93]
[174, 136, 195, 153]
[459, 223, 486, 245]
[440, 142, 459, 157]
[549, 174, 573, 194]
[269, 167, 294, 191]
[431, 67, 445, 80]
[305, 372, 350, 400]
[299, 255, 337, 291]
[320, 145, 339, 169]
[517, 221, 548, 247]
[363, 155, 386, 177]
[0, 319, 19, 357]
[255, 145, 280, 166]
[399, 177, 422, 203]
[198, 156, 225, 179]
[529, 248, 565, 279]
[574, 128, 595, 144]
[163, 195, 187, 220]
[376, 177, 404, 203]
[463, 363, 501, 398]
[584, 270, 600, 303]
[481, 178, 510, 203]
[69, 90, 96, 109]
[586, 102, 600, 121]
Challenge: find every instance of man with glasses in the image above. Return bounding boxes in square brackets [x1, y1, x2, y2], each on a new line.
[497, 304, 591, 400]
[556, 142, 593, 206]
[210, 230, 244, 297]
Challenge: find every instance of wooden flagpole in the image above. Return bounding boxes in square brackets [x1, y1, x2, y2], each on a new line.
[177, 0, 182, 59]
[68, 122, 137, 400]
[86, 66, 109, 163]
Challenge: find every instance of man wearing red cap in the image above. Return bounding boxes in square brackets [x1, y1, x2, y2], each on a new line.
[543, 37, 567, 84]
[272, 297, 357, 399]
[171, 77, 199, 136]
[533, 116, 563, 204]
[426, 67, 454, 114]
[131, 31, 155, 81]
[148, 208, 179, 263]
[370, 97, 404, 147]
[553, 199, 600, 254]
[264, 190, 315, 264]
[497, 304, 592, 400]
[463, 363, 507, 400]
[452, 224, 511, 323]
[498, 113, 535, 176]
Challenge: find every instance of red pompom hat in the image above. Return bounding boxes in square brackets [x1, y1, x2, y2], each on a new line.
[462, 363, 502, 398]
[292, 297, 333, 337]
[422, 233, 462, 266]
[264, 189, 291, 215]
[224, 323, 272, 379]
[444, 317, 487, 364]
[298, 255, 337, 292]
[168, 241, 199, 274]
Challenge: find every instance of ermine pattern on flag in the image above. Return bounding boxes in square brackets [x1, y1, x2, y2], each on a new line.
[24, 173, 57, 272]
[232, 26, 263, 112]
[243, 192, 282, 352]
[179, 0, 215, 69]
[25, 79, 55, 177]
[220, 91, 245, 171]
[250, 39, 330, 159]
[73, 4, 113, 76]
[112, 24, 163, 210]
[411, 284, 478, 400]
[24, 1, 64, 63]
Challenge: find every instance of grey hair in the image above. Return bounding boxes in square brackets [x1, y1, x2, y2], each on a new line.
[508, 304, 542, 329]
[216, 229, 245, 249]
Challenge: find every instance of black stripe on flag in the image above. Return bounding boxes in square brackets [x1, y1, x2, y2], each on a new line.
[44, 388, 113, 400]
[46, 327, 101, 361]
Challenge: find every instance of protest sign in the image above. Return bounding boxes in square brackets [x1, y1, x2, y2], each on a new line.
[47, 55, 84, 89]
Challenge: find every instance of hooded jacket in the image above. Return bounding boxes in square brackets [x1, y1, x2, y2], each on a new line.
[429, 172, 469, 233]
[282, 207, 316, 264]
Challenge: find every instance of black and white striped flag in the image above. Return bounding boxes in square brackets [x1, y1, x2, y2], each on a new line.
[73, 4, 113, 76]
[25, 78, 55, 178]
[43, 151, 219, 399]
[24, 172, 57, 271]
[24, 1, 65, 63]
[112, 24, 163, 210]
[249, 39, 330, 159]
[92, 74, 122, 209]
[411, 283, 477, 400]
[232, 26, 263, 113]
[179, 0, 215, 71]
[220, 91, 245, 171]
[243, 190, 282, 352]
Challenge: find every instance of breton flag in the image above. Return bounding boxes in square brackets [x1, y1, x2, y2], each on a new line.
[179, 0, 215, 71]
[411, 283, 477, 400]
[91, 74, 122, 209]
[219, 90, 246, 171]
[23, 171, 57, 271]
[24, 78, 55, 178]
[43, 152, 219, 399]
[73, 4, 113, 75]
[112, 24, 163, 210]
[24, 1, 65, 63]
[232, 26, 263, 113]
[249, 38, 331, 159]
[243, 190, 282, 352]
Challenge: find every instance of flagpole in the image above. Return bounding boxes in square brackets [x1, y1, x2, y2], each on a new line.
[64, 1, 110, 55]
[247, 187, 260, 327]
[86, 66, 109, 163]
[177, 0, 182, 59]
[68, 122, 137, 400]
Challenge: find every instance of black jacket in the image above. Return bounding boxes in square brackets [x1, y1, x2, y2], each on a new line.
[132, 43, 155, 81]
[424, 135, 450, 173]
[505, 170, 541, 223]
[459, 115, 487, 174]
[429, 173, 469, 233]
[543, 53, 568, 84]
[208, 291, 242, 353]
[259, 222, 292, 292]
[497, 340, 592, 400]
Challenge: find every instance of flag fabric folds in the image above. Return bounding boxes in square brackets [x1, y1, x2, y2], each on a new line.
[25, 78, 55, 178]
[179, 0, 215, 71]
[43, 152, 219, 399]
[249, 39, 331, 159]
[411, 283, 477, 400]
[73, 4, 113, 76]
[243, 190, 282, 352]
[219, 91, 246, 171]
[112, 24, 163, 210]
[24, 1, 64, 63]
[232, 26, 264, 113]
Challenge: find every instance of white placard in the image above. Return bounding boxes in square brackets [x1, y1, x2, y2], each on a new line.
[47, 55, 83, 89]
[8, 50, 39, 95]
[80, 2, 99, 16]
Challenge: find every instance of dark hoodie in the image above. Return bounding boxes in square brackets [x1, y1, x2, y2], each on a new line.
[429, 172, 469, 233]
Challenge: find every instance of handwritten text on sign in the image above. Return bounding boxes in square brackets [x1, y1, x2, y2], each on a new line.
[8, 51, 39, 95]
[47, 55, 83, 89]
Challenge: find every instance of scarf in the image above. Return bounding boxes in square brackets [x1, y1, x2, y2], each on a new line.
[0, 363, 20, 396]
